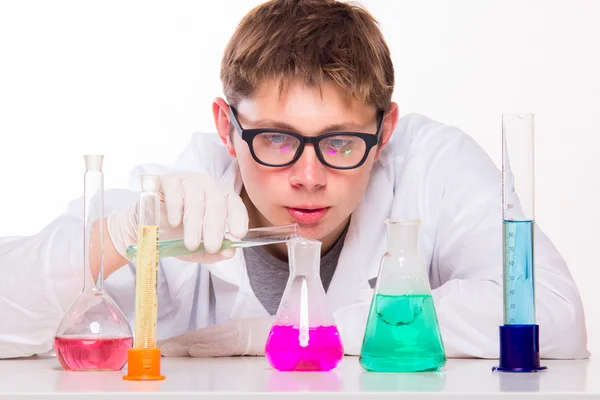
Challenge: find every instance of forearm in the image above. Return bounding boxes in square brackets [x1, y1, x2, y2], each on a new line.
[89, 216, 129, 281]
[431, 274, 589, 359]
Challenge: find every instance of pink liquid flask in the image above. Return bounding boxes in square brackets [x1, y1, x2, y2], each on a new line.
[53, 155, 133, 371]
[265, 237, 344, 371]
[54, 336, 132, 371]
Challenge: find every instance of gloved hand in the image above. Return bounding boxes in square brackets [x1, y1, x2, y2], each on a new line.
[158, 316, 276, 357]
[107, 171, 249, 263]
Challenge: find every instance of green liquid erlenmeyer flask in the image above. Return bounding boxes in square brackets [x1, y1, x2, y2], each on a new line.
[359, 219, 446, 372]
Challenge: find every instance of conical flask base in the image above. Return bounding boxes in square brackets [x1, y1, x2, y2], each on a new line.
[54, 291, 133, 371]
[359, 293, 446, 372]
[265, 325, 344, 371]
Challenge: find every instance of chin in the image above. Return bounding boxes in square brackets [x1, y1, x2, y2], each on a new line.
[294, 223, 335, 241]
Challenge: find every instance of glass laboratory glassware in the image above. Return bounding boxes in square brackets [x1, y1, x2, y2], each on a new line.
[359, 219, 446, 372]
[125, 224, 299, 260]
[54, 155, 133, 371]
[493, 113, 546, 372]
[124, 174, 165, 381]
[264, 237, 344, 371]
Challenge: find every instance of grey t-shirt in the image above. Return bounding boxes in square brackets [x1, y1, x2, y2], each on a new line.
[244, 229, 347, 315]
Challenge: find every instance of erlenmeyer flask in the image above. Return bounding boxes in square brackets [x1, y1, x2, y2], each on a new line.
[265, 238, 344, 371]
[359, 219, 446, 372]
[54, 155, 133, 371]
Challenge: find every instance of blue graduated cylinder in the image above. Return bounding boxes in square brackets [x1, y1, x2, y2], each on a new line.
[494, 220, 546, 373]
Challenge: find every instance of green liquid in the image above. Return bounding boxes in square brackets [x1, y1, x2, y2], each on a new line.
[125, 238, 237, 261]
[359, 294, 446, 372]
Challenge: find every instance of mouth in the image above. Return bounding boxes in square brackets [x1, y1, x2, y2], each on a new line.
[285, 206, 330, 225]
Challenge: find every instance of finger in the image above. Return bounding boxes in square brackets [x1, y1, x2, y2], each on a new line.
[189, 340, 240, 358]
[182, 177, 205, 251]
[156, 331, 200, 348]
[161, 323, 239, 348]
[186, 324, 239, 344]
[160, 342, 190, 357]
[160, 176, 184, 228]
[202, 247, 236, 263]
[226, 193, 249, 240]
[218, 248, 236, 259]
[175, 247, 235, 264]
[202, 185, 228, 253]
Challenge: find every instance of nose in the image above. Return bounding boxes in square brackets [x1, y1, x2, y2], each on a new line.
[289, 144, 327, 190]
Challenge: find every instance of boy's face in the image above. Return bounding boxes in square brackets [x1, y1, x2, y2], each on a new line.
[215, 79, 397, 253]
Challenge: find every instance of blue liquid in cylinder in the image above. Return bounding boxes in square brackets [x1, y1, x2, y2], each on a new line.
[503, 220, 535, 325]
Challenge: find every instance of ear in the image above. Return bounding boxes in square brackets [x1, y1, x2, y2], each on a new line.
[212, 97, 237, 157]
[374, 102, 399, 161]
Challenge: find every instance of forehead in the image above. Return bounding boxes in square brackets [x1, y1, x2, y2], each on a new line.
[235, 79, 378, 132]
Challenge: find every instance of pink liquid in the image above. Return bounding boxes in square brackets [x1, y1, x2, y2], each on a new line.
[265, 325, 344, 371]
[54, 336, 132, 371]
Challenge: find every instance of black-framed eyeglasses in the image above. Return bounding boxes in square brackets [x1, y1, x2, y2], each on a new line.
[228, 106, 384, 170]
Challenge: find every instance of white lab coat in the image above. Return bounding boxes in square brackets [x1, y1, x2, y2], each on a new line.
[0, 114, 590, 359]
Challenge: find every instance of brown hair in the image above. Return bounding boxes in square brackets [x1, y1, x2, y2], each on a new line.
[220, 0, 394, 111]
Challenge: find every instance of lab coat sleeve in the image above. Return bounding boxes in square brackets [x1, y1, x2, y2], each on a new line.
[0, 188, 138, 359]
[431, 136, 589, 359]
[0, 134, 229, 359]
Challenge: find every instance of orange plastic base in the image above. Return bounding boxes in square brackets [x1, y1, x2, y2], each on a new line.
[123, 348, 165, 381]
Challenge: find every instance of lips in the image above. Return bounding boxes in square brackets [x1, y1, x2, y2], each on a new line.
[285, 206, 330, 224]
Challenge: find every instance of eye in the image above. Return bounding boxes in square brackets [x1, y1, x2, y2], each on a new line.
[322, 136, 356, 156]
[328, 138, 350, 149]
[263, 134, 289, 144]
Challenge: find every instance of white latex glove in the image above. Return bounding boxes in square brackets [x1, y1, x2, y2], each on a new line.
[107, 171, 249, 263]
[158, 316, 276, 357]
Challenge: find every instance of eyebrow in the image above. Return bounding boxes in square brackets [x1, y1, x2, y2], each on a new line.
[249, 119, 373, 134]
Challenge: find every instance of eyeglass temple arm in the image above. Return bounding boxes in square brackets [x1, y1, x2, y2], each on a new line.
[228, 105, 244, 136]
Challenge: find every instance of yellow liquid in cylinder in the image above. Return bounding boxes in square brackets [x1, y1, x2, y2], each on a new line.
[134, 225, 159, 349]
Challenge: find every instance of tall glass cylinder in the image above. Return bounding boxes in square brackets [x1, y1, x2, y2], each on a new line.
[495, 114, 546, 373]
[124, 174, 165, 381]
[133, 174, 160, 350]
[502, 114, 535, 325]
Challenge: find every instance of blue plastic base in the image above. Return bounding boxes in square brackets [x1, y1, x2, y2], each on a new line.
[492, 324, 547, 373]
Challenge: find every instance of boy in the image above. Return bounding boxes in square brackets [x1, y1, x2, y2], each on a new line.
[0, 0, 589, 359]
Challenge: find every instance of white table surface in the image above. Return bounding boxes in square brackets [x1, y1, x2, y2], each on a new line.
[0, 355, 598, 398]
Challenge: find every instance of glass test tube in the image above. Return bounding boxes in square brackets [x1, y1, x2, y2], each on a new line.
[124, 174, 165, 381]
[502, 113, 535, 325]
[124, 224, 299, 261]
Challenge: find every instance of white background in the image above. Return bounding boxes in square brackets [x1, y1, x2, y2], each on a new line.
[0, 0, 598, 356]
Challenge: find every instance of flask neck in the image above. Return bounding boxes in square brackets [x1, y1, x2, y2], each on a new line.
[386, 219, 420, 255]
[83, 166, 105, 294]
[287, 237, 321, 277]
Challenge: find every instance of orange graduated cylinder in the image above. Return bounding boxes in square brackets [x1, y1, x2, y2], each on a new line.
[123, 348, 165, 381]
